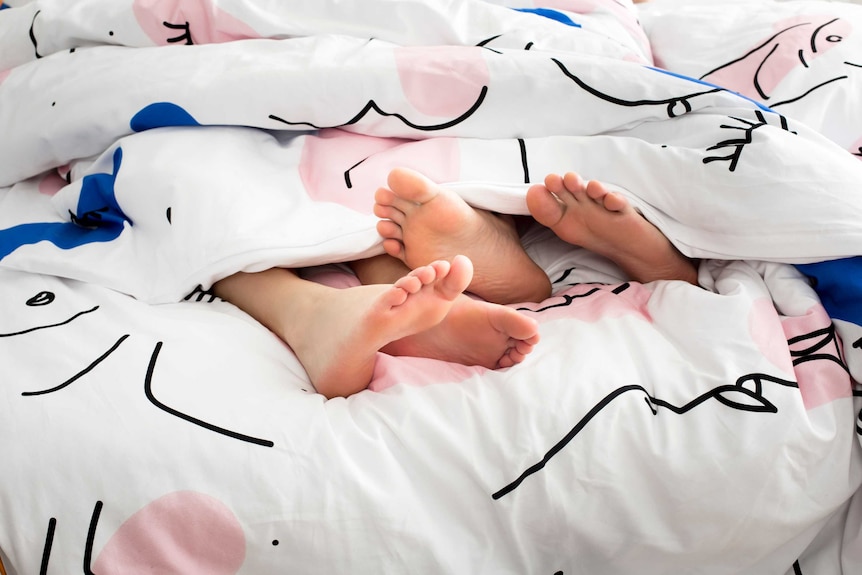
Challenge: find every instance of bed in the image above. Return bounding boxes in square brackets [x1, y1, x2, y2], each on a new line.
[1, 0, 861, 573]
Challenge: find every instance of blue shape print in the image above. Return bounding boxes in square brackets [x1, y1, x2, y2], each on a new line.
[0, 148, 132, 261]
[0, 3, 9, 10]
[796, 258, 862, 326]
[130, 102, 201, 132]
[514, 8, 581, 28]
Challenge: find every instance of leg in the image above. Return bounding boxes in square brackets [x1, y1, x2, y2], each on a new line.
[374, 167, 551, 304]
[213, 256, 472, 399]
[350, 254, 541, 368]
[526, 172, 698, 285]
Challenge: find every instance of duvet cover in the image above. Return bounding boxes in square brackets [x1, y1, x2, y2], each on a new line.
[1, 0, 861, 573]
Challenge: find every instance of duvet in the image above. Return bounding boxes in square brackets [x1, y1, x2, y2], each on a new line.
[0, 0, 861, 573]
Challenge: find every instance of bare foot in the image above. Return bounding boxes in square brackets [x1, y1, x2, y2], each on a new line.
[382, 294, 541, 368]
[526, 172, 697, 285]
[374, 167, 551, 304]
[282, 256, 474, 398]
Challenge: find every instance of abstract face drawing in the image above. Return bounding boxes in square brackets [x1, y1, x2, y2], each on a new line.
[700, 15, 857, 107]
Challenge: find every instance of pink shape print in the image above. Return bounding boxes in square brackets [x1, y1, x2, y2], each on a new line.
[0, 68, 9, 87]
[38, 169, 68, 196]
[702, 15, 853, 103]
[519, 282, 653, 324]
[369, 353, 484, 392]
[299, 129, 460, 214]
[748, 297, 794, 376]
[394, 46, 490, 118]
[782, 303, 853, 410]
[93, 491, 246, 574]
[133, 0, 260, 46]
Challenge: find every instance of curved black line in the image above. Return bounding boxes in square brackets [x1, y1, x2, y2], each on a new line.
[518, 139, 529, 183]
[525, 42, 534, 51]
[29, 9, 42, 58]
[144, 342, 275, 447]
[492, 373, 794, 499]
[39, 517, 56, 575]
[810, 18, 840, 54]
[853, 338, 862, 349]
[22, 334, 130, 396]
[611, 283, 631, 295]
[0, 305, 100, 337]
[793, 353, 851, 374]
[517, 288, 602, 312]
[268, 86, 488, 132]
[552, 58, 721, 115]
[699, 23, 809, 79]
[27, 291, 55, 306]
[788, 326, 834, 352]
[846, 61, 862, 69]
[344, 157, 367, 189]
[793, 559, 803, 575]
[476, 34, 503, 47]
[753, 43, 780, 100]
[770, 76, 847, 107]
[798, 49, 808, 68]
[83, 501, 102, 575]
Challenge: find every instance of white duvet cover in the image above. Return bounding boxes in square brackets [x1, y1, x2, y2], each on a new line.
[0, 0, 861, 573]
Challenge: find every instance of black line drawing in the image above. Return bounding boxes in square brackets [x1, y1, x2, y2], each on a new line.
[21, 335, 130, 396]
[27, 291, 55, 306]
[700, 18, 859, 107]
[0, 305, 99, 337]
[344, 158, 367, 189]
[788, 323, 850, 374]
[703, 110, 794, 172]
[144, 342, 275, 447]
[518, 139, 530, 183]
[493, 319, 856, 499]
[163, 21, 193, 45]
[492, 372, 797, 500]
[38, 517, 56, 575]
[183, 285, 220, 303]
[518, 283, 631, 313]
[268, 86, 488, 132]
[29, 9, 42, 58]
[83, 501, 103, 575]
[551, 57, 723, 118]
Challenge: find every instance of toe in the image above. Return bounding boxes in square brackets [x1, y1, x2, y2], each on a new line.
[381, 238, 407, 260]
[526, 184, 566, 228]
[602, 190, 629, 213]
[376, 220, 404, 241]
[387, 167, 438, 204]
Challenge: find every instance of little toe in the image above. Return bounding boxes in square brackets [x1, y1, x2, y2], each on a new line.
[602, 190, 629, 212]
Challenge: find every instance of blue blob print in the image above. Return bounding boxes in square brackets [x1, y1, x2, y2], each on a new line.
[796, 258, 862, 326]
[0, 4, 9, 10]
[130, 102, 201, 132]
[514, 8, 581, 28]
[0, 148, 132, 261]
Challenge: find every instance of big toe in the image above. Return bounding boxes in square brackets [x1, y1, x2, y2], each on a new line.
[387, 167, 438, 203]
[438, 254, 474, 299]
[526, 184, 566, 228]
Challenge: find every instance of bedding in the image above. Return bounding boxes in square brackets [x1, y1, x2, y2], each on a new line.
[0, 0, 861, 573]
